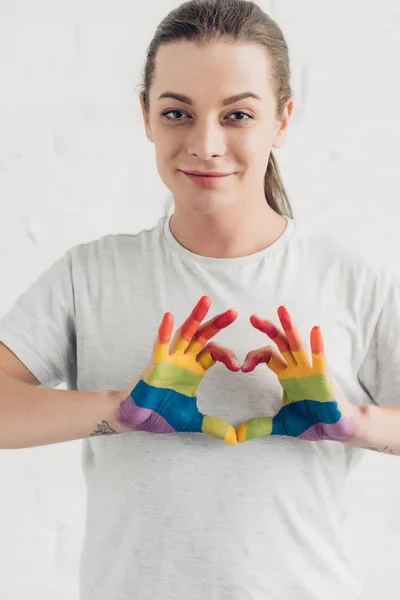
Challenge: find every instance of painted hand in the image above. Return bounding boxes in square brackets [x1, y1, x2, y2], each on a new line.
[118, 296, 240, 445]
[237, 306, 359, 443]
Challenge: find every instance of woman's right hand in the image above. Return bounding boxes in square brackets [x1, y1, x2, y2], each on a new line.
[116, 296, 240, 445]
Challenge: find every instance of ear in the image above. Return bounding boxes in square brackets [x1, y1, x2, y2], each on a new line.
[139, 93, 154, 144]
[272, 98, 294, 149]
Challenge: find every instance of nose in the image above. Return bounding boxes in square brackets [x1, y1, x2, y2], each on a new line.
[186, 117, 227, 160]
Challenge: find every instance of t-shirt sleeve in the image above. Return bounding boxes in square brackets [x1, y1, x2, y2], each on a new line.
[0, 249, 77, 388]
[357, 270, 400, 407]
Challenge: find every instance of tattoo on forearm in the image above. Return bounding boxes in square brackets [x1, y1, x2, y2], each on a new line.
[365, 445, 395, 455]
[90, 420, 117, 436]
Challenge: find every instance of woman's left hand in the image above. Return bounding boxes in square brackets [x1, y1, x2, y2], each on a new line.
[236, 306, 360, 443]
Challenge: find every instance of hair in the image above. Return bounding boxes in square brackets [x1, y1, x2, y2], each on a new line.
[137, 0, 294, 218]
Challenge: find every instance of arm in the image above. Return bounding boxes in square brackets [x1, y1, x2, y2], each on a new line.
[0, 355, 131, 450]
[344, 404, 400, 455]
[0, 296, 239, 450]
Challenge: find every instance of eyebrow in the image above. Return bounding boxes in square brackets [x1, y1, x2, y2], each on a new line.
[157, 91, 262, 106]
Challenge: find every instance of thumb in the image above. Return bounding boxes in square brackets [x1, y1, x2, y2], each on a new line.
[202, 414, 237, 446]
[237, 416, 273, 442]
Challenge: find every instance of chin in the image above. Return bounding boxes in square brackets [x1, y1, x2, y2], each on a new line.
[177, 194, 236, 215]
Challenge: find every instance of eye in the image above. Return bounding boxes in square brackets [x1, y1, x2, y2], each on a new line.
[160, 109, 254, 123]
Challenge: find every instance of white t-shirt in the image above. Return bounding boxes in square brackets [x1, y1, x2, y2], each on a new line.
[1, 214, 399, 600]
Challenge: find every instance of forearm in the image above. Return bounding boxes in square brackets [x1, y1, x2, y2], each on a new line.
[344, 404, 400, 455]
[0, 371, 131, 449]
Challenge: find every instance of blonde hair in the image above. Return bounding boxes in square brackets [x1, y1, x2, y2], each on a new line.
[138, 0, 294, 218]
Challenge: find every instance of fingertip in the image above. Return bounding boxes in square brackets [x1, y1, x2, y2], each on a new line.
[223, 355, 241, 372]
[193, 296, 212, 320]
[158, 312, 174, 343]
[236, 423, 247, 443]
[278, 305, 291, 329]
[241, 356, 256, 372]
[216, 310, 238, 329]
[199, 296, 211, 310]
[225, 429, 238, 446]
[227, 308, 238, 321]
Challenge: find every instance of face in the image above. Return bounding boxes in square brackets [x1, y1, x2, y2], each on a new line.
[140, 40, 293, 215]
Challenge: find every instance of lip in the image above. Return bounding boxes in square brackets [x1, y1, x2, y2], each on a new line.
[181, 170, 234, 188]
[182, 170, 233, 177]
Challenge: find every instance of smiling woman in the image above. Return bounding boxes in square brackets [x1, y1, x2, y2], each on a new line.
[137, 0, 294, 245]
[0, 1, 399, 600]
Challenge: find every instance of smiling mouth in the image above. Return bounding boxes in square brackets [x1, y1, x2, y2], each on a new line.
[183, 172, 232, 177]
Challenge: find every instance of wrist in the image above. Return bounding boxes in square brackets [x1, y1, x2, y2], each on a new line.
[105, 388, 136, 434]
[344, 404, 378, 448]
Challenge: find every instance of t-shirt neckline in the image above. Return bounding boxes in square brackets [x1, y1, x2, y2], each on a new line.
[162, 213, 297, 266]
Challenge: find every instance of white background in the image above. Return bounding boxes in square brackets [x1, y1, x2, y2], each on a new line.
[0, 0, 400, 598]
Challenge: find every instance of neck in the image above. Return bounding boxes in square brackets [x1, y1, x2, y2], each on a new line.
[169, 200, 288, 259]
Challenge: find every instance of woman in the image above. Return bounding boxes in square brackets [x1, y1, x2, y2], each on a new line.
[0, 1, 399, 599]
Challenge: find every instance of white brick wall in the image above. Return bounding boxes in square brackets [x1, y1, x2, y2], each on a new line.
[0, 1, 399, 598]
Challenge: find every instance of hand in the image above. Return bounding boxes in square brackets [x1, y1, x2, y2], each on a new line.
[236, 306, 359, 443]
[117, 296, 240, 445]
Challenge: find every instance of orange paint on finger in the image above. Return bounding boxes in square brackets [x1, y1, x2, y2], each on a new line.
[180, 319, 201, 341]
[286, 328, 304, 352]
[192, 296, 211, 320]
[311, 326, 324, 354]
[277, 306, 292, 330]
[158, 313, 174, 344]
[180, 296, 211, 341]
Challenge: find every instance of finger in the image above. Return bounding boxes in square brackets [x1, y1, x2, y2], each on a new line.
[202, 415, 237, 446]
[171, 296, 211, 354]
[237, 416, 273, 442]
[197, 342, 241, 372]
[186, 308, 238, 355]
[310, 326, 327, 374]
[277, 306, 311, 368]
[153, 312, 174, 363]
[241, 346, 287, 375]
[250, 314, 296, 368]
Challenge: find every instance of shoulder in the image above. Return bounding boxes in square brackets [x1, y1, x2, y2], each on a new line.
[66, 217, 167, 268]
[294, 218, 395, 288]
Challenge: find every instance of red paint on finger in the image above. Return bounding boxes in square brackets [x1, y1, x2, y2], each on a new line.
[223, 355, 241, 371]
[241, 355, 260, 372]
[209, 346, 240, 371]
[213, 309, 238, 330]
[254, 318, 278, 339]
[193, 309, 237, 346]
[158, 313, 174, 344]
[277, 306, 292, 330]
[250, 314, 273, 335]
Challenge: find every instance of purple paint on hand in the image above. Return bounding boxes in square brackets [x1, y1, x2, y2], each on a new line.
[298, 416, 356, 442]
[118, 395, 176, 433]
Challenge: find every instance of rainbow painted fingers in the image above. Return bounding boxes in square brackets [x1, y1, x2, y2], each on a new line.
[118, 296, 240, 445]
[237, 306, 359, 443]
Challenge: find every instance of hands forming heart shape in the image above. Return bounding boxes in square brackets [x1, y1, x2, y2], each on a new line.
[118, 296, 359, 446]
